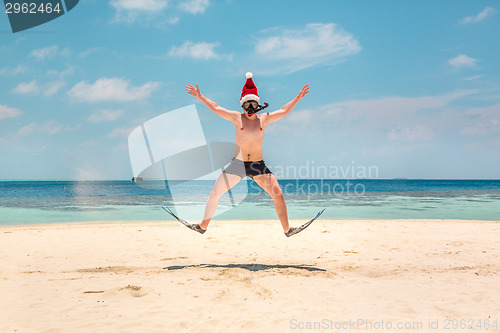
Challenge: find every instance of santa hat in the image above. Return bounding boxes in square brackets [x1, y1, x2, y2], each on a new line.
[240, 72, 260, 106]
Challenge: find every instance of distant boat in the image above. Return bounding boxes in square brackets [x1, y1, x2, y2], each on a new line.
[131, 177, 143, 181]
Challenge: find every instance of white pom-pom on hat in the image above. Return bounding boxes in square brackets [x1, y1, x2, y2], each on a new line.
[245, 72, 253, 79]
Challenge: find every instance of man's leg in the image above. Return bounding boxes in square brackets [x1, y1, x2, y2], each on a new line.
[253, 173, 290, 233]
[200, 172, 242, 230]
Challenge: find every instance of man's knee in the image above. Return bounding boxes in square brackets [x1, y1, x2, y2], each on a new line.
[270, 186, 284, 200]
[209, 186, 226, 199]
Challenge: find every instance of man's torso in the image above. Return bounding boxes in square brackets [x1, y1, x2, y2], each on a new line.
[232, 113, 268, 161]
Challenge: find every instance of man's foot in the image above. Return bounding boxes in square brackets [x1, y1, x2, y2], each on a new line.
[183, 223, 206, 234]
[176, 216, 207, 235]
[285, 223, 311, 237]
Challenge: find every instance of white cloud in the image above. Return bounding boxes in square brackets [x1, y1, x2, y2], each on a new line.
[110, 0, 207, 24]
[388, 125, 435, 141]
[167, 16, 180, 24]
[12, 79, 65, 96]
[17, 121, 65, 136]
[465, 103, 500, 117]
[462, 104, 500, 135]
[462, 75, 482, 81]
[30, 46, 58, 59]
[321, 90, 475, 125]
[108, 126, 135, 138]
[30, 45, 70, 60]
[47, 65, 75, 78]
[111, 0, 168, 11]
[253, 23, 361, 74]
[268, 90, 477, 139]
[12, 80, 40, 95]
[113, 142, 130, 152]
[44, 81, 66, 96]
[460, 7, 496, 24]
[88, 109, 124, 123]
[110, 0, 169, 23]
[0, 64, 27, 76]
[68, 77, 160, 102]
[0, 105, 22, 120]
[78, 47, 106, 58]
[168, 41, 232, 60]
[489, 138, 500, 147]
[178, 0, 209, 14]
[448, 54, 477, 68]
[461, 121, 499, 135]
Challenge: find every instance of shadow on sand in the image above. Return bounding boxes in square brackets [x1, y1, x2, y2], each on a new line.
[163, 263, 326, 272]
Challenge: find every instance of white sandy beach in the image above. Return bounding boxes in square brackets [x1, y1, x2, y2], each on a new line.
[1, 219, 499, 332]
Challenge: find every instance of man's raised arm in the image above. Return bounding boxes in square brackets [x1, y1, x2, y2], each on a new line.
[186, 84, 239, 121]
[266, 84, 309, 124]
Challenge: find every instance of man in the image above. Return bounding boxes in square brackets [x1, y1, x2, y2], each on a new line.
[183, 72, 311, 237]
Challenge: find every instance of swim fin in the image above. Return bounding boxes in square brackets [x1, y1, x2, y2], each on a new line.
[285, 209, 325, 237]
[161, 206, 206, 234]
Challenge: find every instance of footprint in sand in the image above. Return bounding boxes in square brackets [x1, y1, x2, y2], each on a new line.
[255, 287, 272, 299]
[120, 285, 146, 298]
[161, 256, 188, 261]
[214, 289, 230, 300]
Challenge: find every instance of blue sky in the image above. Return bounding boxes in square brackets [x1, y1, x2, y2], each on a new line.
[1, 0, 499, 180]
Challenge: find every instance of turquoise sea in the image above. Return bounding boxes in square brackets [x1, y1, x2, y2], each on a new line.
[1, 179, 500, 225]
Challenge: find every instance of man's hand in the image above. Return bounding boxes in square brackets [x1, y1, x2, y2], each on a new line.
[186, 84, 201, 99]
[185, 84, 238, 121]
[266, 84, 310, 124]
[297, 84, 309, 100]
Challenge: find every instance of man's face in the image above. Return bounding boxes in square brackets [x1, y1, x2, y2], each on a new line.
[242, 100, 258, 115]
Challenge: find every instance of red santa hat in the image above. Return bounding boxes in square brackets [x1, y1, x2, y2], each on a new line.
[240, 72, 260, 106]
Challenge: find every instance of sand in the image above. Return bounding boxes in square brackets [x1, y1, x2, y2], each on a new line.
[1, 219, 499, 332]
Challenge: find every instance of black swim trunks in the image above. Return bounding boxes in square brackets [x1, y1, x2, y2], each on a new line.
[222, 158, 272, 179]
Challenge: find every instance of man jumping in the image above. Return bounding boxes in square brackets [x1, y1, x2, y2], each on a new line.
[168, 72, 321, 237]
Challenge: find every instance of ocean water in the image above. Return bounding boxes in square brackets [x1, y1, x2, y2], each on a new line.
[0, 179, 500, 225]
